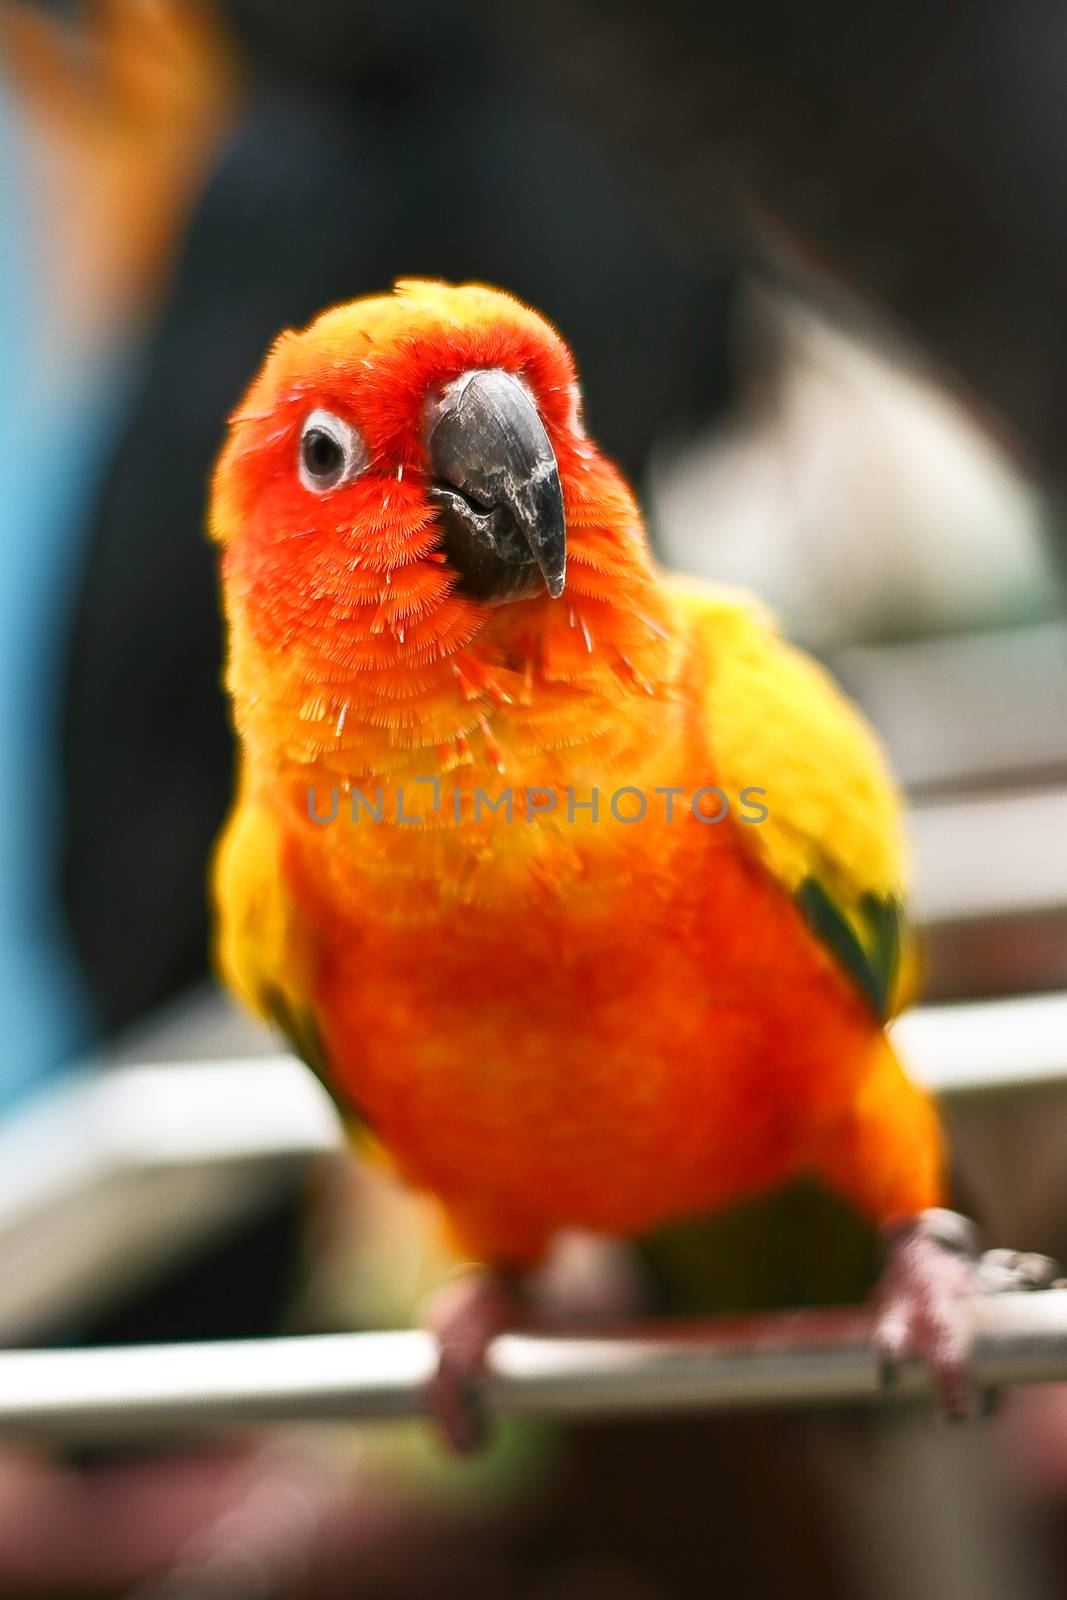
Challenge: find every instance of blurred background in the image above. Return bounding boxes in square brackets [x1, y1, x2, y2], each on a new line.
[0, 0, 1066, 1595]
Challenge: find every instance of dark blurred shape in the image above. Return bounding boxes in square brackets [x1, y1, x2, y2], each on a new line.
[81, 1184, 306, 1348]
[61, 5, 732, 1034]
[532, 0, 1067, 506]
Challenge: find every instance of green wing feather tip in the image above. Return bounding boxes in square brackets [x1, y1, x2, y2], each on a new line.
[794, 879, 902, 1020]
[261, 984, 372, 1135]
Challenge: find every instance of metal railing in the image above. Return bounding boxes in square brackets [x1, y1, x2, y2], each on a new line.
[1, 1292, 1066, 1440]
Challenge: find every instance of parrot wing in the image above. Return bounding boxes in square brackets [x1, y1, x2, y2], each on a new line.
[211, 782, 333, 1085]
[213, 784, 394, 1161]
[668, 577, 912, 1020]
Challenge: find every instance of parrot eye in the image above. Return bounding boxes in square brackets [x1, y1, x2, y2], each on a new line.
[298, 409, 368, 493]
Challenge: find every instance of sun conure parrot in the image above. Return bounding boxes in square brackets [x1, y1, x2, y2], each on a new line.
[209, 278, 998, 1449]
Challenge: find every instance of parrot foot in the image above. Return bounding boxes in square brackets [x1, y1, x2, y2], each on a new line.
[423, 1269, 524, 1454]
[873, 1208, 1062, 1419]
[873, 1208, 980, 1419]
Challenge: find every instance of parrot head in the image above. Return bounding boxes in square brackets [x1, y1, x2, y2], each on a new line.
[210, 279, 597, 605]
[211, 279, 667, 778]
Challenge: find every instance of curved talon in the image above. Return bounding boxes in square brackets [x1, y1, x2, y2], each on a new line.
[423, 1270, 524, 1454]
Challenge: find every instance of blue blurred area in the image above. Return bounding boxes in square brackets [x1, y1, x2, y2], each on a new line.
[0, 93, 118, 1105]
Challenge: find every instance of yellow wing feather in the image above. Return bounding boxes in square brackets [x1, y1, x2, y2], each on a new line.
[212, 777, 316, 1045]
[667, 576, 914, 1017]
[213, 781, 391, 1148]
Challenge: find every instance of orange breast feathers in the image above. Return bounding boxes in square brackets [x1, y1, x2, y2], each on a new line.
[210, 279, 944, 1268]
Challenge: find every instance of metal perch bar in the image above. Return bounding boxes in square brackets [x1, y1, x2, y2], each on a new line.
[2, 1291, 1067, 1441]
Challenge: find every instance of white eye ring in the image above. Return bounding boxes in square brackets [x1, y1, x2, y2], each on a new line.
[298, 408, 369, 493]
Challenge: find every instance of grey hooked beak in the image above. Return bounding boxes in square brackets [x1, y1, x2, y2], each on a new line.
[423, 368, 566, 603]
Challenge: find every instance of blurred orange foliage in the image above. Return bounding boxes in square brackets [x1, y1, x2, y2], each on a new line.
[0, 0, 239, 354]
